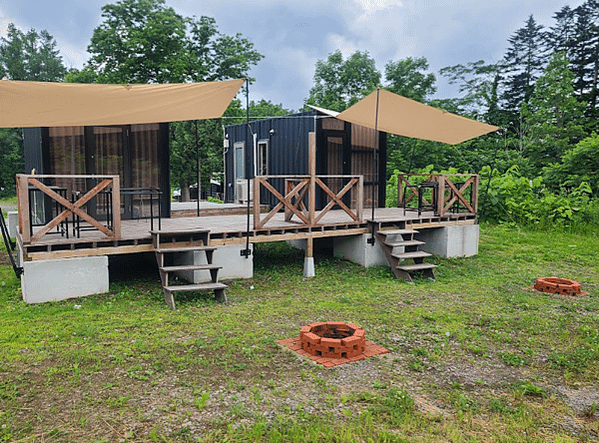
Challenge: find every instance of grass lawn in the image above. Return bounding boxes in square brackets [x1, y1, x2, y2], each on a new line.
[0, 223, 598, 442]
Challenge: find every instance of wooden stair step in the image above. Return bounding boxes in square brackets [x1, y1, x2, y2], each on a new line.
[155, 246, 217, 254]
[397, 263, 438, 271]
[160, 264, 221, 273]
[164, 282, 227, 293]
[392, 251, 432, 260]
[151, 229, 210, 235]
[379, 229, 419, 236]
[384, 239, 425, 248]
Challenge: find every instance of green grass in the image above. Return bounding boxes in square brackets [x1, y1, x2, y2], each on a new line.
[0, 223, 598, 441]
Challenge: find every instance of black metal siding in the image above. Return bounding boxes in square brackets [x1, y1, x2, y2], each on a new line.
[224, 110, 386, 208]
[224, 111, 317, 204]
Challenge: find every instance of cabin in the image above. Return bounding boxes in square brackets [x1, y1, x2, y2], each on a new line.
[23, 124, 171, 223]
[223, 108, 386, 210]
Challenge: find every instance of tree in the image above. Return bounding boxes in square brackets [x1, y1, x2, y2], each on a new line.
[502, 15, 547, 111]
[567, 1, 599, 119]
[543, 133, 599, 195]
[0, 23, 67, 81]
[75, 0, 263, 200]
[305, 50, 381, 111]
[0, 128, 23, 197]
[521, 52, 586, 174]
[249, 99, 292, 119]
[383, 57, 440, 176]
[0, 23, 67, 196]
[546, 5, 577, 57]
[439, 60, 508, 125]
[385, 57, 436, 103]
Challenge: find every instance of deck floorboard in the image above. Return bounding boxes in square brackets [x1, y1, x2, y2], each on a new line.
[20, 208, 476, 260]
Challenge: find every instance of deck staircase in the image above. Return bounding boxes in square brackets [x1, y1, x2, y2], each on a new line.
[151, 229, 227, 309]
[375, 228, 437, 283]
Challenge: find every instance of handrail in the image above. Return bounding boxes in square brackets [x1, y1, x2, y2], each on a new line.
[397, 173, 479, 217]
[16, 174, 121, 243]
[253, 175, 364, 229]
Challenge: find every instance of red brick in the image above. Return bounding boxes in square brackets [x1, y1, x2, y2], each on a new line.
[354, 329, 365, 337]
[349, 355, 366, 362]
[304, 332, 321, 345]
[341, 335, 362, 347]
[346, 323, 360, 330]
[322, 361, 336, 368]
[345, 349, 362, 358]
[309, 322, 326, 329]
[321, 337, 341, 346]
[326, 321, 346, 327]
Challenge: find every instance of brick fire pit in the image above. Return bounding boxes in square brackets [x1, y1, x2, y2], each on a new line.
[300, 321, 365, 359]
[533, 277, 584, 296]
[278, 321, 389, 368]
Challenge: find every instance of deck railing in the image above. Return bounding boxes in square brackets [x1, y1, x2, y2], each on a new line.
[397, 173, 479, 217]
[16, 174, 121, 243]
[253, 175, 364, 229]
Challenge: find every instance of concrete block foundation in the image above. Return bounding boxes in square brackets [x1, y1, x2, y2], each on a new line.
[21, 256, 109, 304]
[7, 211, 17, 239]
[333, 234, 388, 267]
[175, 244, 254, 283]
[417, 224, 479, 258]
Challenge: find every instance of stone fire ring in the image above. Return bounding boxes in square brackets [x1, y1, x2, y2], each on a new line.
[300, 321, 365, 359]
[533, 277, 585, 296]
[278, 321, 389, 368]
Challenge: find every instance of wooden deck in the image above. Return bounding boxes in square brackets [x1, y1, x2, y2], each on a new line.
[19, 208, 476, 261]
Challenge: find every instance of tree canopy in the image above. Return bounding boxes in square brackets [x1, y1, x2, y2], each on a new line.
[65, 0, 263, 199]
[0, 23, 67, 196]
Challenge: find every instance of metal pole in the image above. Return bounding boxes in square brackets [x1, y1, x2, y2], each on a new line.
[243, 79, 251, 258]
[369, 89, 381, 245]
[196, 120, 200, 217]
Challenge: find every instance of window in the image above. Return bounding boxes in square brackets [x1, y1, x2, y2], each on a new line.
[257, 140, 268, 176]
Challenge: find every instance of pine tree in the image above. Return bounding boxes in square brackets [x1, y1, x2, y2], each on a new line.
[502, 15, 548, 112]
[521, 52, 586, 172]
[568, 1, 599, 118]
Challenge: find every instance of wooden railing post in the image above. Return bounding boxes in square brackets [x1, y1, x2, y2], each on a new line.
[112, 175, 121, 239]
[357, 175, 363, 221]
[436, 175, 445, 216]
[472, 174, 479, 214]
[253, 177, 261, 229]
[397, 174, 403, 208]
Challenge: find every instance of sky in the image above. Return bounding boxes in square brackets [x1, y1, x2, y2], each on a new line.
[0, 0, 587, 111]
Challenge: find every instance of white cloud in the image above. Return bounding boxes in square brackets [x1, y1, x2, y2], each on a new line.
[355, 0, 403, 13]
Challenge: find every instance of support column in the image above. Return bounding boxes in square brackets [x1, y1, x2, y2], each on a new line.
[304, 236, 315, 278]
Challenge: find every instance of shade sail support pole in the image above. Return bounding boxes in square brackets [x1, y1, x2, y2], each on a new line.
[196, 120, 200, 217]
[242, 79, 252, 259]
[369, 88, 381, 246]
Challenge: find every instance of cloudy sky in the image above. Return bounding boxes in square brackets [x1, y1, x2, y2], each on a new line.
[0, 0, 586, 111]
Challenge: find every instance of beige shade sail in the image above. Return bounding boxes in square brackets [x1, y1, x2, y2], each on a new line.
[336, 88, 499, 145]
[0, 78, 245, 128]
